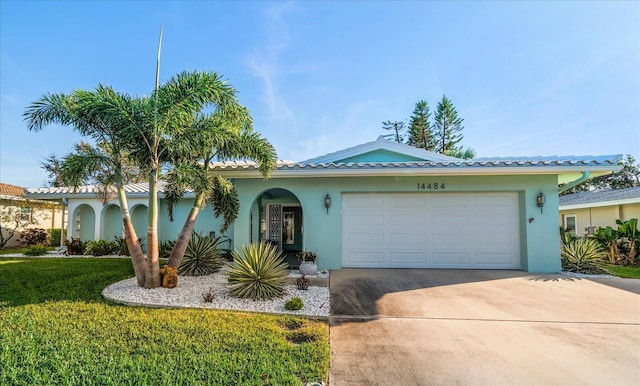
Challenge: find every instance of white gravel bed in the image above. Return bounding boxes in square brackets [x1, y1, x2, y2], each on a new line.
[102, 271, 330, 318]
[560, 271, 617, 279]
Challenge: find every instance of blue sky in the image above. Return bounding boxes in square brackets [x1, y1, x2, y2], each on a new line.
[1, 1, 638, 188]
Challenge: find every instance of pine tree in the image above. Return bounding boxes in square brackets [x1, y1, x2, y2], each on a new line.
[381, 120, 405, 143]
[433, 95, 464, 153]
[406, 100, 436, 150]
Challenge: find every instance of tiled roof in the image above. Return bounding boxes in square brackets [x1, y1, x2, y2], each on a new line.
[0, 183, 25, 197]
[559, 186, 640, 207]
[211, 156, 621, 170]
[25, 181, 195, 198]
[27, 182, 159, 195]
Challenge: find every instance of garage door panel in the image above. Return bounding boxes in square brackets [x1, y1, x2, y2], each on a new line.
[432, 213, 469, 227]
[346, 213, 385, 227]
[432, 252, 471, 264]
[388, 195, 426, 208]
[472, 215, 514, 227]
[389, 232, 426, 246]
[389, 252, 427, 264]
[347, 232, 385, 245]
[430, 195, 470, 207]
[431, 233, 470, 247]
[388, 213, 427, 227]
[345, 195, 384, 208]
[475, 253, 515, 265]
[342, 192, 520, 269]
[345, 251, 385, 265]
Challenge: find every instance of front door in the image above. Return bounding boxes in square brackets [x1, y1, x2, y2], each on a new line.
[282, 206, 302, 253]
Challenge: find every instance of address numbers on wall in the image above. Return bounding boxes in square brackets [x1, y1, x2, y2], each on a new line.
[417, 183, 445, 190]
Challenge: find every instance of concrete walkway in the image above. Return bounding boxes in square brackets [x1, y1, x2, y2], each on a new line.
[329, 269, 640, 386]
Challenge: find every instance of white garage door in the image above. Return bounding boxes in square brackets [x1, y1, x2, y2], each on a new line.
[342, 192, 521, 269]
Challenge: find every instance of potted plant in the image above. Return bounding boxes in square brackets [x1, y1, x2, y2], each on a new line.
[296, 250, 317, 275]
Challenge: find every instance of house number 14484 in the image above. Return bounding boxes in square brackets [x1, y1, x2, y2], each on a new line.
[417, 183, 445, 190]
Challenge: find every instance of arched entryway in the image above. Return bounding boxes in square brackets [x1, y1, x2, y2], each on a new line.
[250, 188, 303, 267]
[73, 204, 95, 241]
[101, 204, 121, 241]
[130, 204, 148, 250]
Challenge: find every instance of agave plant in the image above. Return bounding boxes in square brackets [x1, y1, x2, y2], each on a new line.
[226, 242, 288, 300]
[561, 238, 608, 274]
[178, 232, 229, 276]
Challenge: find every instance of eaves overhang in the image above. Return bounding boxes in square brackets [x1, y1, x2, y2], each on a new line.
[560, 197, 640, 211]
[211, 159, 623, 179]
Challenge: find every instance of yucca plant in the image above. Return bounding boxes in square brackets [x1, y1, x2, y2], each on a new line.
[561, 238, 609, 274]
[178, 232, 228, 276]
[226, 242, 288, 300]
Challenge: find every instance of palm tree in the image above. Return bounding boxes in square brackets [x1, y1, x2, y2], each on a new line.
[121, 70, 242, 288]
[24, 87, 149, 285]
[162, 108, 277, 285]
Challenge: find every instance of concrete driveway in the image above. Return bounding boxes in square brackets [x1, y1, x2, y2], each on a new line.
[329, 269, 640, 386]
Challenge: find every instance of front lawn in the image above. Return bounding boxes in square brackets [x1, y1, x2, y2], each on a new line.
[604, 264, 640, 279]
[0, 258, 329, 385]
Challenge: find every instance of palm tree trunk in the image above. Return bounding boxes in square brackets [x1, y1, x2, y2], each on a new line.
[144, 167, 161, 288]
[166, 194, 204, 269]
[116, 184, 146, 286]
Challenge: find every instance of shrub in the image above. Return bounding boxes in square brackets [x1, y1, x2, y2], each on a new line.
[296, 275, 310, 290]
[226, 242, 288, 300]
[23, 245, 50, 256]
[20, 228, 48, 246]
[64, 237, 88, 255]
[284, 297, 303, 311]
[85, 239, 119, 257]
[561, 238, 608, 274]
[48, 228, 61, 246]
[159, 239, 176, 259]
[114, 235, 145, 256]
[179, 232, 229, 276]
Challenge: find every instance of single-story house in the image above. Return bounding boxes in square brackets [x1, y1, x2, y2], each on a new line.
[559, 186, 640, 237]
[26, 137, 622, 273]
[1, 182, 63, 247]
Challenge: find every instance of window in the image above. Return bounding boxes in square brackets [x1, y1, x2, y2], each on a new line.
[563, 215, 577, 235]
[20, 207, 31, 223]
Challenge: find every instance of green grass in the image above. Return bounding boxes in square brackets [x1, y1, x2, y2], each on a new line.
[0, 258, 329, 385]
[0, 246, 56, 255]
[604, 264, 640, 279]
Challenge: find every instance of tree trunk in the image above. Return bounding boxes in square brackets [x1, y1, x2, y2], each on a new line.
[166, 195, 204, 269]
[116, 185, 146, 286]
[115, 177, 146, 286]
[144, 167, 161, 288]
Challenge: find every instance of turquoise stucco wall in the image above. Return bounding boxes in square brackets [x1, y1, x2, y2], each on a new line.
[231, 174, 562, 273]
[156, 198, 230, 242]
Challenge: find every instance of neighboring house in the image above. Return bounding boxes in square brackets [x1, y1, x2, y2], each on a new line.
[0, 182, 63, 247]
[559, 186, 640, 237]
[26, 137, 622, 273]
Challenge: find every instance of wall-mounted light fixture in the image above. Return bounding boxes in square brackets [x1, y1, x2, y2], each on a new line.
[324, 193, 332, 214]
[536, 192, 546, 213]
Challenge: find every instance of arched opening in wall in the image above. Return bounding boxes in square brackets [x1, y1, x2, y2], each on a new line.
[250, 188, 303, 269]
[73, 204, 95, 242]
[101, 204, 121, 241]
[131, 204, 148, 251]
